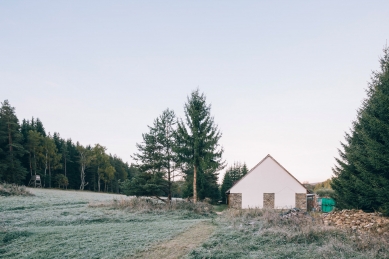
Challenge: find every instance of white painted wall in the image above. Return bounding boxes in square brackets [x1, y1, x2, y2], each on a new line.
[229, 155, 306, 209]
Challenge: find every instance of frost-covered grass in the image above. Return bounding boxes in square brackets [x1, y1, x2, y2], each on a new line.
[0, 188, 209, 259]
[188, 209, 389, 259]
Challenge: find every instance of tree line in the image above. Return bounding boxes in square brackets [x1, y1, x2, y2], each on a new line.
[1, 89, 236, 202]
[0, 101, 134, 192]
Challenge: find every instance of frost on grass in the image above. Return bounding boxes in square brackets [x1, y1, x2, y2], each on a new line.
[0, 183, 33, 196]
[188, 209, 389, 259]
[0, 188, 208, 259]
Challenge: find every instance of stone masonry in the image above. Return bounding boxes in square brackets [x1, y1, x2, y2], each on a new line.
[263, 193, 275, 209]
[228, 193, 242, 209]
[295, 193, 307, 211]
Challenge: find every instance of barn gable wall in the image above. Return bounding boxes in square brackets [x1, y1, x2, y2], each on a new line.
[229, 156, 306, 209]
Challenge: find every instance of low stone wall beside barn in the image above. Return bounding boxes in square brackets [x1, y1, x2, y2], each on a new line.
[295, 193, 307, 211]
[228, 193, 242, 209]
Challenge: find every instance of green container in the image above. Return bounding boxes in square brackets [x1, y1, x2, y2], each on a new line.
[321, 198, 335, 213]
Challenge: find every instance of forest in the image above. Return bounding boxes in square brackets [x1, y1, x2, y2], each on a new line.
[0, 89, 246, 202]
[0, 99, 133, 193]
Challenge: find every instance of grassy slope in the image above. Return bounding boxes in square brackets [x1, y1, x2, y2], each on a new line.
[187, 210, 389, 259]
[0, 188, 206, 259]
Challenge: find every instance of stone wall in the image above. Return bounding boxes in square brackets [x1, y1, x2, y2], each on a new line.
[295, 193, 307, 211]
[228, 193, 242, 209]
[263, 193, 275, 209]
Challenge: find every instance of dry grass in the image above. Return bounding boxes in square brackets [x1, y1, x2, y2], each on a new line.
[89, 197, 214, 216]
[188, 208, 389, 258]
[0, 183, 33, 196]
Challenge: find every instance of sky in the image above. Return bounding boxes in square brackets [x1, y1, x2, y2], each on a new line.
[1, 1, 389, 183]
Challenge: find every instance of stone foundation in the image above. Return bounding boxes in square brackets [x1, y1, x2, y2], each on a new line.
[228, 193, 242, 209]
[263, 193, 275, 209]
[295, 193, 307, 211]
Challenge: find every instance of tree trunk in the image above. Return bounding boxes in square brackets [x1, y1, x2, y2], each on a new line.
[168, 167, 171, 201]
[44, 151, 48, 187]
[49, 160, 51, 188]
[193, 165, 197, 204]
[98, 170, 101, 192]
[33, 148, 37, 176]
[29, 153, 32, 176]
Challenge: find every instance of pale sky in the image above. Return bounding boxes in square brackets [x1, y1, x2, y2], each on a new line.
[1, 1, 389, 183]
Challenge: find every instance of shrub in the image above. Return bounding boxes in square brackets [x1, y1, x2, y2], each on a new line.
[0, 183, 33, 196]
[54, 174, 69, 189]
[89, 197, 214, 216]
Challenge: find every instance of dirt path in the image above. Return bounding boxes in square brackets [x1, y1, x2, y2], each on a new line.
[133, 221, 216, 259]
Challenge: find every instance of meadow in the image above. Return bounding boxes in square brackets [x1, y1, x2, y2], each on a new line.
[0, 188, 210, 259]
[2, 187, 389, 259]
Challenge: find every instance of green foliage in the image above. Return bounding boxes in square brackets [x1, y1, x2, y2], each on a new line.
[175, 89, 225, 202]
[120, 172, 168, 197]
[332, 47, 389, 215]
[54, 174, 68, 188]
[313, 179, 332, 191]
[0, 100, 28, 184]
[132, 109, 177, 199]
[220, 162, 248, 203]
[315, 188, 335, 198]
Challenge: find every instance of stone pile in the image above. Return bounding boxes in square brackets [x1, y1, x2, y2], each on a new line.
[322, 209, 389, 235]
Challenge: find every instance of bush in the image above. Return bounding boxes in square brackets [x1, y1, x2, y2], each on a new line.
[315, 188, 335, 198]
[89, 197, 214, 216]
[54, 174, 69, 189]
[0, 183, 33, 196]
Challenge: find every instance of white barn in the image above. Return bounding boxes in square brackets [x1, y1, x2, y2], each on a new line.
[226, 154, 307, 210]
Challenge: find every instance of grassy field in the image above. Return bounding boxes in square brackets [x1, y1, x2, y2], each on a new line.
[0, 188, 209, 259]
[2, 188, 389, 259]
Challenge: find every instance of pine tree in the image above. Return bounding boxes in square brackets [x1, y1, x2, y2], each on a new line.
[241, 163, 248, 177]
[174, 89, 225, 203]
[332, 47, 389, 215]
[219, 162, 248, 203]
[220, 171, 233, 204]
[0, 100, 28, 184]
[132, 109, 177, 200]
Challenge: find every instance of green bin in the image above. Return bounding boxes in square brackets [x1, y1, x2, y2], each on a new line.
[321, 198, 335, 212]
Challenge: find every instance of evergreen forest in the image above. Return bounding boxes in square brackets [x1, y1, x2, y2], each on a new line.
[0, 99, 133, 193]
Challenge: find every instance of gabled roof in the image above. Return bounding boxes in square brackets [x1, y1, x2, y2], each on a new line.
[226, 154, 307, 193]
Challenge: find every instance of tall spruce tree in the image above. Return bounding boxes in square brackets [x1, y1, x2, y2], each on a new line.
[0, 100, 28, 184]
[332, 47, 389, 215]
[175, 89, 225, 203]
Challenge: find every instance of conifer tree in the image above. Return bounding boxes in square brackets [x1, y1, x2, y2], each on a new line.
[132, 109, 177, 200]
[0, 100, 27, 184]
[332, 47, 389, 215]
[220, 170, 232, 204]
[219, 162, 248, 203]
[175, 89, 225, 203]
